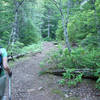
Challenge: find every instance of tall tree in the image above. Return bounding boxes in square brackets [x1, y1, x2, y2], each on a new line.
[41, 0, 59, 39]
[8, 0, 24, 49]
[51, 0, 71, 52]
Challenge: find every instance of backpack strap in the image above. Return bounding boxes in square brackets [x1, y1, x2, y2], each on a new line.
[0, 48, 3, 74]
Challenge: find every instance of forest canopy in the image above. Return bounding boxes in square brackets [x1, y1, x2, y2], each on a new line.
[1, 0, 100, 49]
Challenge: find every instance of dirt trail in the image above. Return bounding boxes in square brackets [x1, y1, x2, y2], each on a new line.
[7, 42, 60, 100]
[5, 42, 100, 100]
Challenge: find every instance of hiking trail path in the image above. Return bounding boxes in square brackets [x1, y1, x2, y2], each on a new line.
[7, 42, 60, 100]
[5, 42, 100, 100]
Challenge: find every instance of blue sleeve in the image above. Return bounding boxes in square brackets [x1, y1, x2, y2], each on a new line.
[1, 48, 7, 57]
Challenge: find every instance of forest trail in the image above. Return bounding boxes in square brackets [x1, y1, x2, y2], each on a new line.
[5, 42, 100, 100]
[6, 42, 61, 100]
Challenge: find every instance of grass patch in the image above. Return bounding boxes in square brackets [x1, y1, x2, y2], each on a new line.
[51, 88, 64, 97]
[21, 41, 43, 54]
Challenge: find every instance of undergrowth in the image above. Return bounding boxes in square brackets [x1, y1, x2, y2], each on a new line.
[42, 44, 100, 88]
[8, 41, 43, 55]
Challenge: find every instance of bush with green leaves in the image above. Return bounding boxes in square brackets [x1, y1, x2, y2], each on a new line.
[59, 68, 83, 87]
[50, 47, 100, 69]
[47, 45, 100, 87]
[94, 68, 100, 89]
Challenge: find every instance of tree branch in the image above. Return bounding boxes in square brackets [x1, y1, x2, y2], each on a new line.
[16, 0, 25, 11]
[51, 0, 63, 16]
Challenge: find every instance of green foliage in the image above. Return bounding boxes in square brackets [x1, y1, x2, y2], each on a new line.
[55, 0, 100, 49]
[49, 47, 100, 69]
[41, 0, 60, 39]
[19, 20, 40, 45]
[8, 41, 24, 55]
[95, 0, 100, 25]
[58, 79, 66, 85]
[0, 0, 42, 52]
[96, 78, 100, 90]
[56, 20, 64, 41]
[59, 68, 83, 87]
[8, 41, 43, 56]
[95, 68, 100, 89]
[0, 0, 13, 47]
[21, 41, 43, 54]
[68, 10, 95, 44]
[46, 45, 64, 68]
[47, 45, 100, 87]
[43, 37, 53, 41]
[63, 68, 75, 79]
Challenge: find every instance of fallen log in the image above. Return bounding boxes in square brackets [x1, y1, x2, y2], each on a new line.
[8, 51, 41, 61]
[42, 68, 98, 80]
[8, 54, 25, 61]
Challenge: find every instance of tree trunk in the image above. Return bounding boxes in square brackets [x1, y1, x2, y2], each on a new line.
[60, 0, 71, 52]
[8, 0, 24, 51]
[12, 9, 18, 46]
[51, 0, 71, 52]
[8, 1, 19, 50]
[62, 17, 71, 52]
[48, 15, 50, 38]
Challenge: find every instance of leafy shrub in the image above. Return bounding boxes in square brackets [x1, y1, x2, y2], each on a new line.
[94, 68, 100, 89]
[81, 35, 100, 49]
[59, 68, 83, 87]
[49, 47, 100, 69]
[68, 10, 95, 44]
[47, 45, 100, 87]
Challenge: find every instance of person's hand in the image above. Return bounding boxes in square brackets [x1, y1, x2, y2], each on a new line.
[8, 71, 12, 77]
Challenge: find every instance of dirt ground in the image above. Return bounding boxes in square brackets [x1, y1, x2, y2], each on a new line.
[5, 42, 100, 100]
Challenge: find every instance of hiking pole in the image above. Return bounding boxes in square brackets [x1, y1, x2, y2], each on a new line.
[9, 76, 12, 100]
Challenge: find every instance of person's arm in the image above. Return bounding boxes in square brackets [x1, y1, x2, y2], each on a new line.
[2, 48, 12, 77]
[3, 57, 12, 76]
